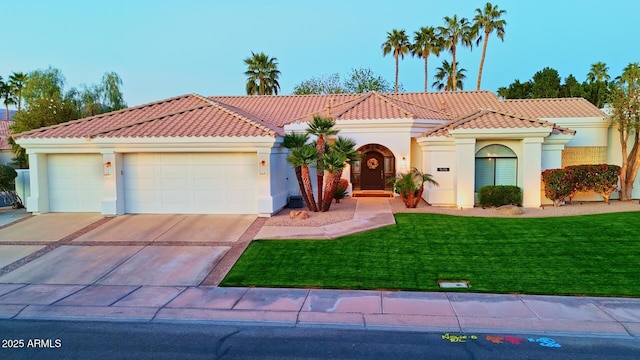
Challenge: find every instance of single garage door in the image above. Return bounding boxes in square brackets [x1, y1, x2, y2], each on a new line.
[123, 153, 258, 214]
[47, 154, 103, 212]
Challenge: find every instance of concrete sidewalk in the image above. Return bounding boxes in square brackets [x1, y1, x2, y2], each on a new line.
[0, 202, 639, 339]
[0, 284, 638, 338]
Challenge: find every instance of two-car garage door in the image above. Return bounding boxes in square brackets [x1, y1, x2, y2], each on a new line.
[46, 153, 258, 214]
[123, 153, 258, 214]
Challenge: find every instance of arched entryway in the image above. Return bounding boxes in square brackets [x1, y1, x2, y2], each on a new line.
[352, 144, 395, 190]
[474, 144, 517, 191]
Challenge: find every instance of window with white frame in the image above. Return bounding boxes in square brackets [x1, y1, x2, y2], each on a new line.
[474, 144, 517, 192]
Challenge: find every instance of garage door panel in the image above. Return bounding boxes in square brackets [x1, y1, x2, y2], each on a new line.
[124, 153, 257, 214]
[47, 154, 103, 212]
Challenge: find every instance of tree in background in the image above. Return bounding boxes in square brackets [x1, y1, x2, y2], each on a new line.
[432, 60, 467, 91]
[531, 67, 561, 98]
[411, 26, 442, 92]
[244, 52, 281, 95]
[438, 15, 474, 92]
[609, 63, 640, 201]
[292, 73, 343, 95]
[559, 74, 584, 98]
[586, 61, 610, 108]
[497, 79, 532, 99]
[292, 68, 392, 95]
[382, 29, 411, 93]
[343, 68, 393, 93]
[0, 77, 16, 121]
[473, 2, 507, 90]
[8, 72, 27, 112]
[9, 67, 127, 168]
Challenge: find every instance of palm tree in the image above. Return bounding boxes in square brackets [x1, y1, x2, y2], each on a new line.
[307, 116, 338, 211]
[287, 145, 318, 212]
[9, 72, 28, 112]
[283, 132, 316, 212]
[438, 15, 474, 91]
[321, 150, 347, 212]
[381, 29, 411, 93]
[244, 52, 281, 95]
[432, 60, 467, 91]
[587, 61, 610, 108]
[473, 2, 507, 90]
[0, 79, 16, 121]
[411, 26, 443, 92]
[322, 136, 359, 211]
[617, 62, 640, 91]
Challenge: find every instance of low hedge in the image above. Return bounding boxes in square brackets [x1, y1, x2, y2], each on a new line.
[477, 185, 522, 207]
[542, 164, 620, 206]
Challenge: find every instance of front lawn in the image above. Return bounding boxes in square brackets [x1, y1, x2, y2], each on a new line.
[221, 212, 640, 297]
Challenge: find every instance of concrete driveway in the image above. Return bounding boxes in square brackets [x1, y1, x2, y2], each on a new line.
[0, 213, 257, 287]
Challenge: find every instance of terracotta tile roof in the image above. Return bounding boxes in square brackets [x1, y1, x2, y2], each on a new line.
[0, 120, 11, 150]
[293, 92, 451, 122]
[16, 94, 282, 139]
[424, 109, 576, 137]
[498, 98, 605, 118]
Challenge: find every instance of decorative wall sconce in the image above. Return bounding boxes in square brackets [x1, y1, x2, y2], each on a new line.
[104, 161, 113, 176]
[401, 156, 407, 168]
[259, 159, 267, 175]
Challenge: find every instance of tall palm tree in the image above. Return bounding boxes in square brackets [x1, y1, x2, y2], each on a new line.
[322, 136, 360, 211]
[287, 146, 318, 212]
[382, 29, 411, 93]
[307, 116, 338, 211]
[283, 132, 316, 212]
[244, 52, 281, 95]
[0, 79, 16, 121]
[411, 26, 443, 92]
[438, 15, 474, 92]
[9, 72, 28, 112]
[473, 2, 507, 90]
[432, 60, 467, 91]
[587, 61, 610, 108]
[617, 62, 640, 91]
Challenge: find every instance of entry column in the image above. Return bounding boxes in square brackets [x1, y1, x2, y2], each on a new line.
[455, 138, 476, 209]
[522, 138, 544, 207]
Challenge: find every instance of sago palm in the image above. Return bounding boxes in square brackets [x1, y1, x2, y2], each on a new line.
[322, 136, 360, 211]
[287, 145, 318, 212]
[283, 132, 314, 211]
[307, 116, 338, 211]
[321, 150, 347, 212]
[473, 2, 507, 90]
[382, 29, 411, 93]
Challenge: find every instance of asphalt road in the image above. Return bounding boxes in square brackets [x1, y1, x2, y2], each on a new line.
[1, 320, 639, 359]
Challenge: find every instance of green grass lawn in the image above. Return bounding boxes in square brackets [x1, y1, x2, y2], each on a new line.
[221, 212, 640, 297]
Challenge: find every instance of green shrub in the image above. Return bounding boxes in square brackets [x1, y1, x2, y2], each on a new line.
[478, 185, 522, 207]
[0, 165, 17, 190]
[542, 164, 620, 206]
[542, 168, 572, 206]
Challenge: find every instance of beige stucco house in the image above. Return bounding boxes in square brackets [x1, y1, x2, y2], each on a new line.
[13, 91, 631, 216]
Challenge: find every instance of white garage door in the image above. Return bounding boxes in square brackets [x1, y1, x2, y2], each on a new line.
[47, 154, 103, 212]
[123, 153, 258, 214]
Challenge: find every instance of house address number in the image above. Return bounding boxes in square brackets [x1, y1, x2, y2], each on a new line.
[437, 167, 450, 172]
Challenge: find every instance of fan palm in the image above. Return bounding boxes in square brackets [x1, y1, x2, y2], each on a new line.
[9, 72, 28, 112]
[287, 145, 318, 212]
[382, 29, 411, 93]
[432, 60, 467, 91]
[307, 116, 338, 210]
[244, 52, 281, 95]
[587, 61, 610, 108]
[617, 62, 640, 91]
[473, 2, 507, 90]
[412, 26, 443, 92]
[0, 79, 16, 121]
[321, 136, 360, 211]
[283, 132, 315, 211]
[438, 15, 474, 92]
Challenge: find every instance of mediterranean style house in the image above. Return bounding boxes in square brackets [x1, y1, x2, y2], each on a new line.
[14, 91, 629, 216]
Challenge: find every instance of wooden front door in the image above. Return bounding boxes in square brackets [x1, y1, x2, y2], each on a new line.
[360, 152, 385, 190]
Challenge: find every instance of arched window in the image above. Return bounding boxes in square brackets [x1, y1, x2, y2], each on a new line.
[474, 144, 517, 191]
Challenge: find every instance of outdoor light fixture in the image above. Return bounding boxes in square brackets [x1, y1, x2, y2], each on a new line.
[401, 156, 407, 169]
[103, 161, 113, 176]
[259, 160, 267, 175]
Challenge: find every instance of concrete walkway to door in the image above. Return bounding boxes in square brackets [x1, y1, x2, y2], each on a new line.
[253, 198, 395, 240]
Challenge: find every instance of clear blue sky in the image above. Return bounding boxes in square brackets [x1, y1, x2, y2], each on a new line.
[2, 0, 638, 107]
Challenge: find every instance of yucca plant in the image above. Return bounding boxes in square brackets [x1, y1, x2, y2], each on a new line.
[388, 168, 438, 208]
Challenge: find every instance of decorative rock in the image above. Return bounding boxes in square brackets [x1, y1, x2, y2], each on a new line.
[495, 205, 523, 215]
[289, 210, 309, 220]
